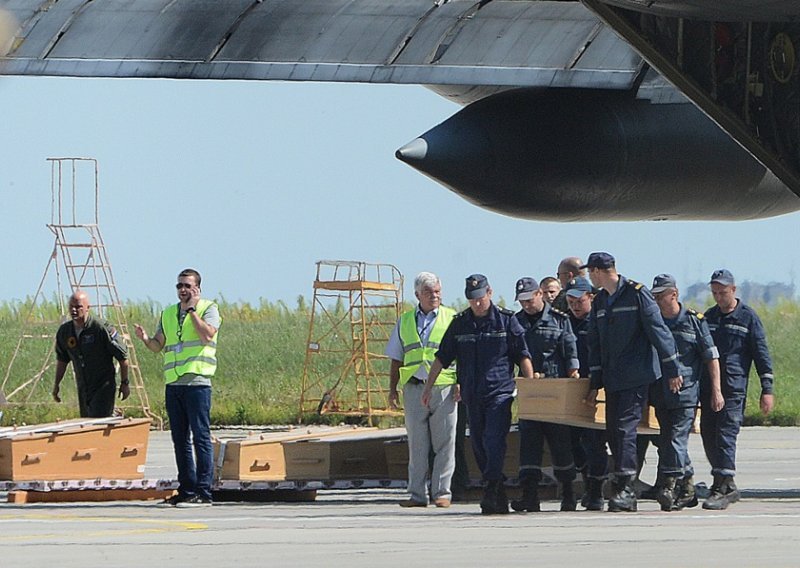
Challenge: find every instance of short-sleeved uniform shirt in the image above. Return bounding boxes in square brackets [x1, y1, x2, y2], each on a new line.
[703, 300, 773, 397]
[514, 304, 579, 377]
[435, 303, 530, 405]
[55, 315, 128, 389]
[651, 304, 718, 409]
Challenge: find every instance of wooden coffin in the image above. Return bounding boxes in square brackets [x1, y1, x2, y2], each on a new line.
[0, 417, 151, 481]
[283, 428, 406, 480]
[213, 426, 360, 481]
[384, 439, 409, 480]
[516, 377, 594, 424]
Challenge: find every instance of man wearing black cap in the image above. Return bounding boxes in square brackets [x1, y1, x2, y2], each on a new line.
[510, 277, 580, 512]
[565, 276, 609, 511]
[423, 274, 534, 515]
[584, 252, 682, 512]
[650, 274, 721, 511]
[701, 269, 775, 510]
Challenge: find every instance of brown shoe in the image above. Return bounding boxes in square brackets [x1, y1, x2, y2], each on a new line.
[434, 498, 451, 508]
[399, 499, 427, 508]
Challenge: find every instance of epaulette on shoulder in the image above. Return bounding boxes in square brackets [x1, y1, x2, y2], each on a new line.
[687, 308, 704, 319]
[455, 308, 470, 318]
[628, 279, 644, 291]
[550, 307, 569, 318]
[499, 306, 515, 316]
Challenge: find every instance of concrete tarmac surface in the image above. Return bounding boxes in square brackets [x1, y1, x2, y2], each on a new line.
[1, 427, 798, 568]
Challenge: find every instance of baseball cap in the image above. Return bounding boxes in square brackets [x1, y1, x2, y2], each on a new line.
[580, 252, 615, 270]
[514, 277, 539, 301]
[651, 273, 678, 294]
[565, 276, 593, 298]
[465, 274, 490, 299]
[709, 269, 735, 287]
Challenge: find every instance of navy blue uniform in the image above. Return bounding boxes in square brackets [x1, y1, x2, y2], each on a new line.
[515, 305, 579, 484]
[436, 303, 530, 482]
[701, 300, 773, 477]
[572, 312, 609, 481]
[588, 276, 681, 476]
[652, 305, 718, 477]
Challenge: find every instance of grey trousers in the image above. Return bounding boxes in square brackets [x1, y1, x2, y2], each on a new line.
[403, 381, 457, 503]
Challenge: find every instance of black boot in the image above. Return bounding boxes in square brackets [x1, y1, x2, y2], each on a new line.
[495, 481, 510, 515]
[703, 475, 740, 510]
[560, 480, 577, 511]
[579, 471, 589, 508]
[481, 481, 499, 515]
[674, 475, 698, 510]
[656, 476, 678, 512]
[584, 478, 604, 511]
[608, 475, 637, 512]
[510, 478, 540, 513]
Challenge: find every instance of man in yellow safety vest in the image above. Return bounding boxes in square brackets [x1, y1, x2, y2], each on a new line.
[386, 272, 458, 508]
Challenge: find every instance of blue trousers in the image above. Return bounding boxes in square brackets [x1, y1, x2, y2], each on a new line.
[466, 397, 512, 482]
[165, 384, 214, 500]
[518, 419, 576, 482]
[700, 393, 745, 477]
[655, 406, 696, 477]
[606, 384, 649, 477]
[582, 428, 610, 480]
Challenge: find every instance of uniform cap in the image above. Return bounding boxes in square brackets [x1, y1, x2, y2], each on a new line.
[580, 252, 615, 270]
[565, 276, 593, 298]
[514, 277, 539, 301]
[465, 274, 490, 299]
[651, 273, 678, 294]
[709, 269, 735, 287]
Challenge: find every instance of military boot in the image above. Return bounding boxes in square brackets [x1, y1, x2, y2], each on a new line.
[579, 471, 590, 508]
[608, 475, 638, 512]
[560, 481, 577, 512]
[584, 478, 604, 511]
[703, 475, 741, 510]
[510, 478, 540, 512]
[656, 476, 679, 512]
[674, 475, 698, 510]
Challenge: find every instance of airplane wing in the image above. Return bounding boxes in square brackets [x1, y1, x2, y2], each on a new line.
[2, 0, 799, 222]
[0, 0, 646, 101]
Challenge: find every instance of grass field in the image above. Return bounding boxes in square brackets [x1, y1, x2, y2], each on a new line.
[0, 297, 797, 426]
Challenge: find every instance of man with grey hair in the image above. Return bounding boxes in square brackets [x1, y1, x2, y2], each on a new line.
[553, 257, 585, 313]
[387, 272, 458, 508]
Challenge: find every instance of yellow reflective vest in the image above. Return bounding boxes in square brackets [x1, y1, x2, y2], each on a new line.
[161, 299, 219, 384]
[398, 306, 456, 386]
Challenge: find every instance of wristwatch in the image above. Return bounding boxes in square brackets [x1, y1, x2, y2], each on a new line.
[186, 306, 196, 313]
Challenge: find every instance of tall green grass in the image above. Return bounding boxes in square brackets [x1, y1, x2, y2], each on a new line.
[0, 298, 797, 426]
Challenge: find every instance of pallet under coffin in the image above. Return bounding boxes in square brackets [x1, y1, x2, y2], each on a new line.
[0, 417, 151, 481]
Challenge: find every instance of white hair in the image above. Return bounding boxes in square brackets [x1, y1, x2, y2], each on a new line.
[414, 272, 441, 294]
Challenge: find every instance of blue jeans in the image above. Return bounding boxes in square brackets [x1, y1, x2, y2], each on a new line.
[655, 406, 696, 477]
[165, 385, 213, 500]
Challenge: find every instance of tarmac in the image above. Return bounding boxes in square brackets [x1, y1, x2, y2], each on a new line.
[1, 426, 798, 568]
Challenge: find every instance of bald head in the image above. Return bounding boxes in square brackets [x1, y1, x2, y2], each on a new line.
[68, 290, 90, 324]
[557, 257, 585, 287]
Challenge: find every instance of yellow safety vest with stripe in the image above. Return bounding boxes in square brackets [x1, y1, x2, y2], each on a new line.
[161, 299, 219, 384]
[398, 306, 457, 386]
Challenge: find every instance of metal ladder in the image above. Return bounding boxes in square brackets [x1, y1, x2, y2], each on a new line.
[0, 158, 160, 426]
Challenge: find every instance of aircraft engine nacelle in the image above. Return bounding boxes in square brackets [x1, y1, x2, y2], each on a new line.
[396, 88, 800, 222]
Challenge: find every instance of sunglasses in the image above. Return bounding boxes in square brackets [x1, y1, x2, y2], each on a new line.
[176, 283, 194, 290]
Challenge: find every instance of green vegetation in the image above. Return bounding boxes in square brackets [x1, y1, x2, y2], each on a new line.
[0, 298, 797, 426]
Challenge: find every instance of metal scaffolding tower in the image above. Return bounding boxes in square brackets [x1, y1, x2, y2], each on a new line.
[0, 158, 158, 424]
[298, 260, 404, 425]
